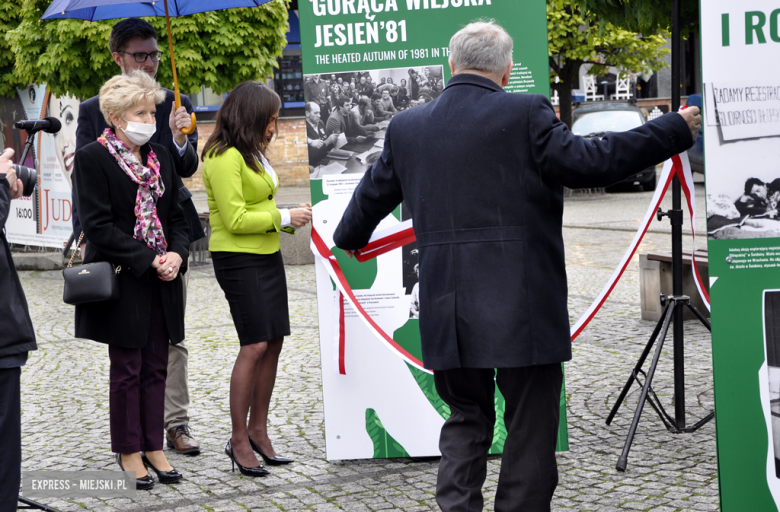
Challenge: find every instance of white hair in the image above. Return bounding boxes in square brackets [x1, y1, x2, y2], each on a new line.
[449, 20, 513, 76]
[99, 70, 165, 127]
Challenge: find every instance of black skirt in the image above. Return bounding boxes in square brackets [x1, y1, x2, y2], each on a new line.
[211, 251, 291, 345]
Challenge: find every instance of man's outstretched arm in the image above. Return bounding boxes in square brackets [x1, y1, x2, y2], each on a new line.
[333, 123, 403, 251]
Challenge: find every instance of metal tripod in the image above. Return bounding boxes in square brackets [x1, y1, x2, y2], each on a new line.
[605, 292, 713, 472]
[605, 0, 714, 472]
[17, 496, 62, 512]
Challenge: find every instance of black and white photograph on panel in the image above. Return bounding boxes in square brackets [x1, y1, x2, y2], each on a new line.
[763, 290, 780, 478]
[707, 170, 780, 240]
[302, 65, 445, 179]
[400, 201, 419, 318]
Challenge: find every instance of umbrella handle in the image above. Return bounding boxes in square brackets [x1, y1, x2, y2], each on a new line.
[166, 0, 196, 136]
[174, 89, 197, 135]
[181, 112, 197, 135]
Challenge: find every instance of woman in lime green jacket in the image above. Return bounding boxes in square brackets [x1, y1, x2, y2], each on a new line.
[202, 82, 311, 477]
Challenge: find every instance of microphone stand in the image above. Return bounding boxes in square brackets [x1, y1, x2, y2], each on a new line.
[17, 131, 36, 170]
[605, 0, 714, 472]
[17, 496, 62, 512]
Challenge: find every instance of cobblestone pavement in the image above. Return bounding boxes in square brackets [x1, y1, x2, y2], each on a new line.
[17, 178, 719, 511]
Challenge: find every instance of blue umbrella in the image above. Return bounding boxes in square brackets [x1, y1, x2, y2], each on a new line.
[41, 0, 274, 133]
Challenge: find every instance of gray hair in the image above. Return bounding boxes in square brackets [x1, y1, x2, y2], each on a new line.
[449, 20, 513, 76]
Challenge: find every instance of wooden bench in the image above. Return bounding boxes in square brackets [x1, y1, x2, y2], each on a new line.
[639, 250, 709, 321]
[189, 212, 212, 264]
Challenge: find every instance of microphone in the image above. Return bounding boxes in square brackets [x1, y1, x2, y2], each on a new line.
[14, 117, 62, 134]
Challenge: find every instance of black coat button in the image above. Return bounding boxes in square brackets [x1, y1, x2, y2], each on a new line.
[268, 195, 273, 200]
[669, 135, 680, 146]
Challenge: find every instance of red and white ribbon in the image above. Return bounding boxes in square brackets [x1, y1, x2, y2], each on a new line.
[311, 227, 431, 375]
[354, 219, 416, 262]
[312, 151, 710, 372]
[333, 292, 346, 375]
[676, 152, 711, 311]
[570, 151, 710, 340]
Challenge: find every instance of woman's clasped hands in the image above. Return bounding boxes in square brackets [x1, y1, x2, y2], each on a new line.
[151, 252, 183, 281]
[289, 202, 313, 228]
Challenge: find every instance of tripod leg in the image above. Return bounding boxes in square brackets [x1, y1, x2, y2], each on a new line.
[685, 303, 711, 331]
[606, 304, 669, 426]
[18, 496, 63, 512]
[616, 304, 675, 472]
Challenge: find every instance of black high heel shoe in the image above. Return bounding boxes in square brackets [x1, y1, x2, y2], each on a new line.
[225, 440, 270, 477]
[249, 436, 294, 465]
[116, 453, 154, 490]
[142, 454, 183, 484]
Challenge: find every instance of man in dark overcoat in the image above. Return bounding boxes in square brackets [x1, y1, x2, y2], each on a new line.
[72, 17, 204, 455]
[333, 21, 701, 512]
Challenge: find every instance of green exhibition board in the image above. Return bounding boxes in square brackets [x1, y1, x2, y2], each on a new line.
[701, 1, 780, 508]
[299, 0, 549, 97]
[300, 0, 566, 460]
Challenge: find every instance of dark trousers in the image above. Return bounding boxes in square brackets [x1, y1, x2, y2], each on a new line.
[108, 290, 169, 453]
[434, 364, 563, 512]
[0, 367, 21, 512]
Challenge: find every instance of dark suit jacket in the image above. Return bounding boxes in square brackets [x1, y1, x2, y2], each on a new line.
[0, 178, 36, 358]
[306, 119, 333, 166]
[73, 141, 189, 348]
[325, 109, 370, 142]
[333, 73, 693, 371]
[73, 89, 205, 243]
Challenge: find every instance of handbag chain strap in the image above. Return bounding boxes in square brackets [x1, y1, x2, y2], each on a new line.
[66, 232, 122, 274]
[67, 232, 85, 268]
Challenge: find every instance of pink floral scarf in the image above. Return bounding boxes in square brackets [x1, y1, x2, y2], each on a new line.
[98, 128, 167, 255]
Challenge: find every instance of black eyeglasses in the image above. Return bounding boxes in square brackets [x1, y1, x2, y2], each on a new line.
[118, 51, 163, 63]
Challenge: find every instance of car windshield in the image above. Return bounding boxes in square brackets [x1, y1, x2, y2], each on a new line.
[572, 110, 644, 136]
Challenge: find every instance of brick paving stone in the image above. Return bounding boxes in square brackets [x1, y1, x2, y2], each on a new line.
[16, 185, 718, 511]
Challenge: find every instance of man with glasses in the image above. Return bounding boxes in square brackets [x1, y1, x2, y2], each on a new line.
[73, 17, 205, 457]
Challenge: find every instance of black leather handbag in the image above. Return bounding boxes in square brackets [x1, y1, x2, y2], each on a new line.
[62, 232, 121, 305]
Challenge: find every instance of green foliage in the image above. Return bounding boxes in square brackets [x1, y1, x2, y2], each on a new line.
[6, 0, 289, 99]
[548, 0, 670, 127]
[488, 382, 507, 455]
[393, 319, 424, 362]
[0, 3, 22, 98]
[548, 0, 669, 82]
[330, 244, 377, 289]
[365, 408, 410, 458]
[406, 363, 450, 420]
[556, 368, 569, 452]
[486, 365, 570, 454]
[581, 0, 699, 37]
[310, 178, 328, 206]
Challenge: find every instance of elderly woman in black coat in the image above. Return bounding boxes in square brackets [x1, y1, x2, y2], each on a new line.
[73, 71, 190, 490]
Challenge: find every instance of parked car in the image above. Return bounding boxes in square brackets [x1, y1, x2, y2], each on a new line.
[685, 94, 704, 174]
[571, 101, 657, 191]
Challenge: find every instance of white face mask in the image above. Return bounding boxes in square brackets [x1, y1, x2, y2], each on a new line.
[121, 119, 156, 146]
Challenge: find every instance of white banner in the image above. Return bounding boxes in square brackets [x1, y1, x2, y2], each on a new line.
[1, 86, 76, 248]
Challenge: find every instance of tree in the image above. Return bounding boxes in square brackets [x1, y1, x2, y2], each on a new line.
[6, 0, 290, 100]
[581, 0, 699, 37]
[548, 0, 670, 128]
[0, 3, 23, 98]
